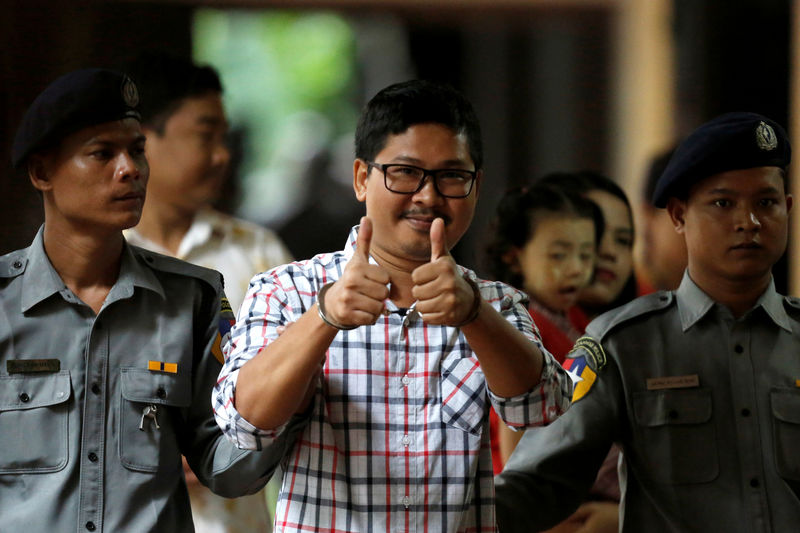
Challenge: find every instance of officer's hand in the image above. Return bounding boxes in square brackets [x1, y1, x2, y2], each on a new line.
[411, 218, 477, 326]
[322, 216, 390, 328]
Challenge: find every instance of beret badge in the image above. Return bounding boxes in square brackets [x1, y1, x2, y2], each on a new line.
[756, 121, 778, 151]
[122, 77, 139, 108]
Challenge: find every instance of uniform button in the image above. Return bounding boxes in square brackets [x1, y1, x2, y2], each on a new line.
[91, 383, 101, 395]
[13, 260, 22, 269]
[88, 452, 98, 462]
[19, 392, 30, 403]
[734, 344, 744, 354]
[750, 478, 759, 488]
[156, 387, 166, 399]
[402, 496, 410, 508]
[86, 522, 96, 531]
[402, 435, 411, 446]
[741, 408, 751, 417]
[401, 375, 410, 386]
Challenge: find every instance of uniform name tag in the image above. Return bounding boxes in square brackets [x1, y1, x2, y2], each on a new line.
[646, 374, 700, 390]
[7, 358, 61, 374]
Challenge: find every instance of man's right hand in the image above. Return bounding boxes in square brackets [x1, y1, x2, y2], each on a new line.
[321, 216, 390, 328]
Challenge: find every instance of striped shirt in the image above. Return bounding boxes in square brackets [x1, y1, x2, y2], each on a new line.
[213, 226, 573, 533]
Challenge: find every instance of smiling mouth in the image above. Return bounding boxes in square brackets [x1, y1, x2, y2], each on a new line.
[401, 211, 451, 226]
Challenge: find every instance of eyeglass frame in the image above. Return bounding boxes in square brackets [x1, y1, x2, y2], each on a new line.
[365, 161, 479, 199]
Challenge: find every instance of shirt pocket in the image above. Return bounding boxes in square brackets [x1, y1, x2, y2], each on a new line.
[0, 371, 72, 473]
[118, 367, 191, 473]
[770, 388, 800, 481]
[440, 355, 486, 435]
[632, 387, 718, 484]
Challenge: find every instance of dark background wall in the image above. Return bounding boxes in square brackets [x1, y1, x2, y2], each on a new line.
[1, 0, 792, 287]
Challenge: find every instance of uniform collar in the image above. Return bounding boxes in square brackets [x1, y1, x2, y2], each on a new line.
[21, 227, 165, 313]
[676, 271, 791, 332]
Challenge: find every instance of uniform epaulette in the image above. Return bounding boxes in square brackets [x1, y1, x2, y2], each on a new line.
[130, 246, 223, 291]
[783, 295, 800, 310]
[587, 291, 675, 339]
[0, 249, 28, 278]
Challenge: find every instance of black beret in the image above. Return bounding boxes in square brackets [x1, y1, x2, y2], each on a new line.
[652, 112, 791, 208]
[12, 68, 141, 168]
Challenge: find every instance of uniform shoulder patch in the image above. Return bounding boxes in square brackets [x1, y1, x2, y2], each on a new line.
[211, 296, 236, 365]
[562, 336, 606, 403]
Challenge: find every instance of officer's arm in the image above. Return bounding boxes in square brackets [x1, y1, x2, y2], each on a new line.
[495, 354, 622, 532]
[183, 282, 303, 497]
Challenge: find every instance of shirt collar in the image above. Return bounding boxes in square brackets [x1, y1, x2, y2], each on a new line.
[676, 270, 791, 332]
[20, 227, 165, 313]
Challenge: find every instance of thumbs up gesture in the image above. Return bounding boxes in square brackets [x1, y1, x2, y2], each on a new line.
[411, 218, 480, 326]
[320, 216, 390, 329]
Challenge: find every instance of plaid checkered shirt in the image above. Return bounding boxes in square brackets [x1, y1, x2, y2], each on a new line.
[213, 226, 573, 533]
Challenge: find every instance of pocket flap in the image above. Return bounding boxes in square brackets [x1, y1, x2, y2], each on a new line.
[771, 388, 800, 423]
[120, 367, 191, 407]
[0, 372, 71, 411]
[633, 388, 712, 427]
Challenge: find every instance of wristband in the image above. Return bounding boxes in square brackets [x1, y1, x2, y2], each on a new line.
[317, 282, 359, 331]
[452, 275, 482, 328]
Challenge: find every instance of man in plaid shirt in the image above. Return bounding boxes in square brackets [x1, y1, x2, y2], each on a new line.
[213, 80, 573, 532]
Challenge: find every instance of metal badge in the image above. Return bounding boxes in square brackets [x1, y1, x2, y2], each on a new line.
[755, 121, 778, 151]
[122, 77, 139, 108]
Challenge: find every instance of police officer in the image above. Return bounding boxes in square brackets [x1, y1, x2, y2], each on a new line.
[0, 68, 300, 532]
[495, 112, 800, 532]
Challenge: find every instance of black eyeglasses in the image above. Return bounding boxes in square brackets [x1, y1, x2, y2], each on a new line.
[366, 161, 478, 199]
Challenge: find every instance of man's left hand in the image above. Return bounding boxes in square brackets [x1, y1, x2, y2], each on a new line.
[411, 218, 477, 326]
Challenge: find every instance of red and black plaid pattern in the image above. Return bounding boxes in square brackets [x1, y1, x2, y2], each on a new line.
[214, 227, 573, 533]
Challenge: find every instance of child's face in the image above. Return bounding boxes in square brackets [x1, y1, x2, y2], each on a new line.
[514, 216, 596, 312]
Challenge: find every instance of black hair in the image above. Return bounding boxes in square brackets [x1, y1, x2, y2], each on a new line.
[536, 170, 638, 312]
[125, 51, 223, 133]
[355, 80, 483, 170]
[486, 182, 602, 291]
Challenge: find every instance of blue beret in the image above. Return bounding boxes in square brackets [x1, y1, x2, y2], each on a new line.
[12, 68, 141, 169]
[652, 112, 791, 207]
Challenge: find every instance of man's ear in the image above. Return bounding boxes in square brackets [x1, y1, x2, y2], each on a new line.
[665, 197, 687, 235]
[472, 169, 483, 199]
[353, 159, 369, 202]
[28, 154, 53, 193]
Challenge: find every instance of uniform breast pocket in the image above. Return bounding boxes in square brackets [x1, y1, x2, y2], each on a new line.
[632, 388, 718, 484]
[770, 388, 800, 481]
[0, 372, 72, 473]
[119, 367, 191, 473]
[440, 355, 486, 435]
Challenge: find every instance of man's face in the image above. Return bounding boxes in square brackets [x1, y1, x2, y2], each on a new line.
[143, 92, 230, 213]
[353, 122, 480, 264]
[667, 166, 792, 285]
[33, 117, 148, 232]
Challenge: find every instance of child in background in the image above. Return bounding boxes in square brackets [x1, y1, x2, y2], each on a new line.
[538, 171, 638, 331]
[530, 170, 637, 533]
[486, 182, 601, 469]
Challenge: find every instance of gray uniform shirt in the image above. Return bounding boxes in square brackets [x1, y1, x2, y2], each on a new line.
[0, 229, 300, 532]
[496, 273, 800, 532]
